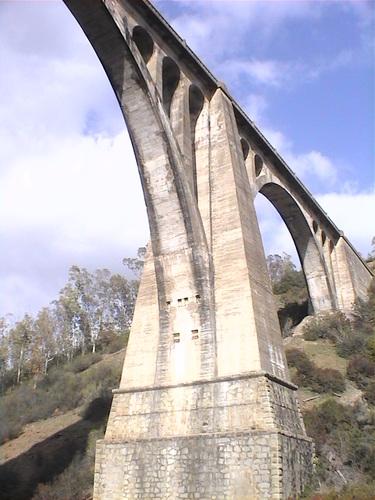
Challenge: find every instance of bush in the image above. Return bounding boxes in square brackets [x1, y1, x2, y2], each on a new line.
[32, 454, 94, 500]
[314, 367, 345, 394]
[363, 380, 375, 405]
[353, 278, 375, 336]
[294, 365, 345, 394]
[303, 399, 351, 451]
[1, 352, 123, 446]
[347, 356, 375, 388]
[0, 418, 22, 444]
[103, 330, 129, 354]
[303, 481, 375, 500]
[335, 331, 367, 359]
[285, 347, 310, 368]
[67, 352, 102, 373]
[286, 348, 345, 393]
[303, 398, 375, 491]
[303, 312, 351, 342]
[365, 335, 375, 362]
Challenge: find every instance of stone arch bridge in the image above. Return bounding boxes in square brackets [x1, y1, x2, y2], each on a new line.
[63, 1, 372, 499]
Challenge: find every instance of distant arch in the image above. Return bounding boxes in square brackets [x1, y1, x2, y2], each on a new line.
[240, 138, 250, 161]
[254, 154, 263, 177]
[162, 57, 180, 117]
[321, 231, 326, 246]
[132, 26, 154, 63]
[258, 182, 335, 312]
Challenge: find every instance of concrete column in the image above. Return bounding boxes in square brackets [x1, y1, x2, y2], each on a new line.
[209, 89, 289, 382]
[332, 236, 372, 309]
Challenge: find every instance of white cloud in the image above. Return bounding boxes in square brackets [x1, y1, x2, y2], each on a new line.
[257, 124, 338, 188]
[223, 59, 293, 88]
[288, 150, 338, 185]
[242, 94, 269, 124]
[316, 190, 375, 257]
[154, 0, 321, 71]
[0, 129, 150, 317]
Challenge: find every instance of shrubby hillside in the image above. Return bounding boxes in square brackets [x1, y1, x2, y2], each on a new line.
[0, 248, 374, 499]
[271, 252, 375, 499]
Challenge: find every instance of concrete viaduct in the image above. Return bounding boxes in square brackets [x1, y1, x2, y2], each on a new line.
[63, 1, 372, 498]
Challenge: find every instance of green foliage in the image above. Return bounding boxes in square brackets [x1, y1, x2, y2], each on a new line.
[303, 310, 372, 360]
[0, 349, 123, 445]
[102, 329, 129, 354]
[267, 253, 309, 309]
[366, 335, 375, 362]
[32, 422, 107, 499]
[347, 356, 375, 388]
[303, 312, 351, 342]
[0, 257, 139, 392]
[303, 480, 375, 500]
[363, 380, 375, 405]
[273, 266, 306, 297]
[32, 443, 100, 500]
[304, 399, 352, 450]
[67, 352, 102, 374]
[303, 399, 375, 493]
[353, 278, 375, 337]
[285, 348, 345, 394]
[123, 246, 146, 279]
[301, 286, 375, 403]
[366, 235, 375, 262]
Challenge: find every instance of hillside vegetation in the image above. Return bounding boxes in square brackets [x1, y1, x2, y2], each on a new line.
[0, 250, 374, 499]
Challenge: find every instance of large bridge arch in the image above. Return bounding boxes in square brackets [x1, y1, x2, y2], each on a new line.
[63, 0, 216, 389]
[257, 182, 337, 313]
[60, 1, 371, 499]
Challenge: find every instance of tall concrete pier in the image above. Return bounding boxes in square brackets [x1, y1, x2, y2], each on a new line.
[63, 1, 372, 498]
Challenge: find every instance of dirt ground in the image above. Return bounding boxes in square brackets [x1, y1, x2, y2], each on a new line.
[0, 408, 82, 465]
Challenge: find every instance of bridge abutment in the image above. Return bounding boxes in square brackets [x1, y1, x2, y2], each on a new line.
[94, 373, 313, 499]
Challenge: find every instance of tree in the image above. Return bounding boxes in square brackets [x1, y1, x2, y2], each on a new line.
[8, 314, 34, 385]
[267, 253, 307, 302]
[0, 315, 13, 391]
[123, 246, 146, 280]
[54, 282, 83, 359]
[266, 253, 295, 285]
[32, 307, 57, 376]
[109, 274, 137, 332]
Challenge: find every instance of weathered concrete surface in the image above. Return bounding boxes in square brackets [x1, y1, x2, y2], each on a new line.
[62, 0, 371, 498]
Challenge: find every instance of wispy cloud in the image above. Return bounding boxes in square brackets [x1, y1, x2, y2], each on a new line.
[223, 59, 293, 88]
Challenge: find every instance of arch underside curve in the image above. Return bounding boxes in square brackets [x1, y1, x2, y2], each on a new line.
[63, 0, 216, 386]
[259, 182, 337, 313]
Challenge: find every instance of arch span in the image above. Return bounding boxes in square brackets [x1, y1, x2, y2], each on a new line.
[259, 182, 337, 312]
[63, 0, 215, 390]
[133, 25, 154, 63]
[59, 1, 373, 498]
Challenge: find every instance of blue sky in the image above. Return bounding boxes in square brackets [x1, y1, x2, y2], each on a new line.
[0, 0, 374, 318]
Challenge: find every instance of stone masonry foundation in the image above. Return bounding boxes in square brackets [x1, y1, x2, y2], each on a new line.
[93, 374, 314, 499]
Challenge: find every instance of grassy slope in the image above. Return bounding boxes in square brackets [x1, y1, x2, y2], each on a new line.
[0, 350, 125, 500]
[1, 298, 374, 498]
